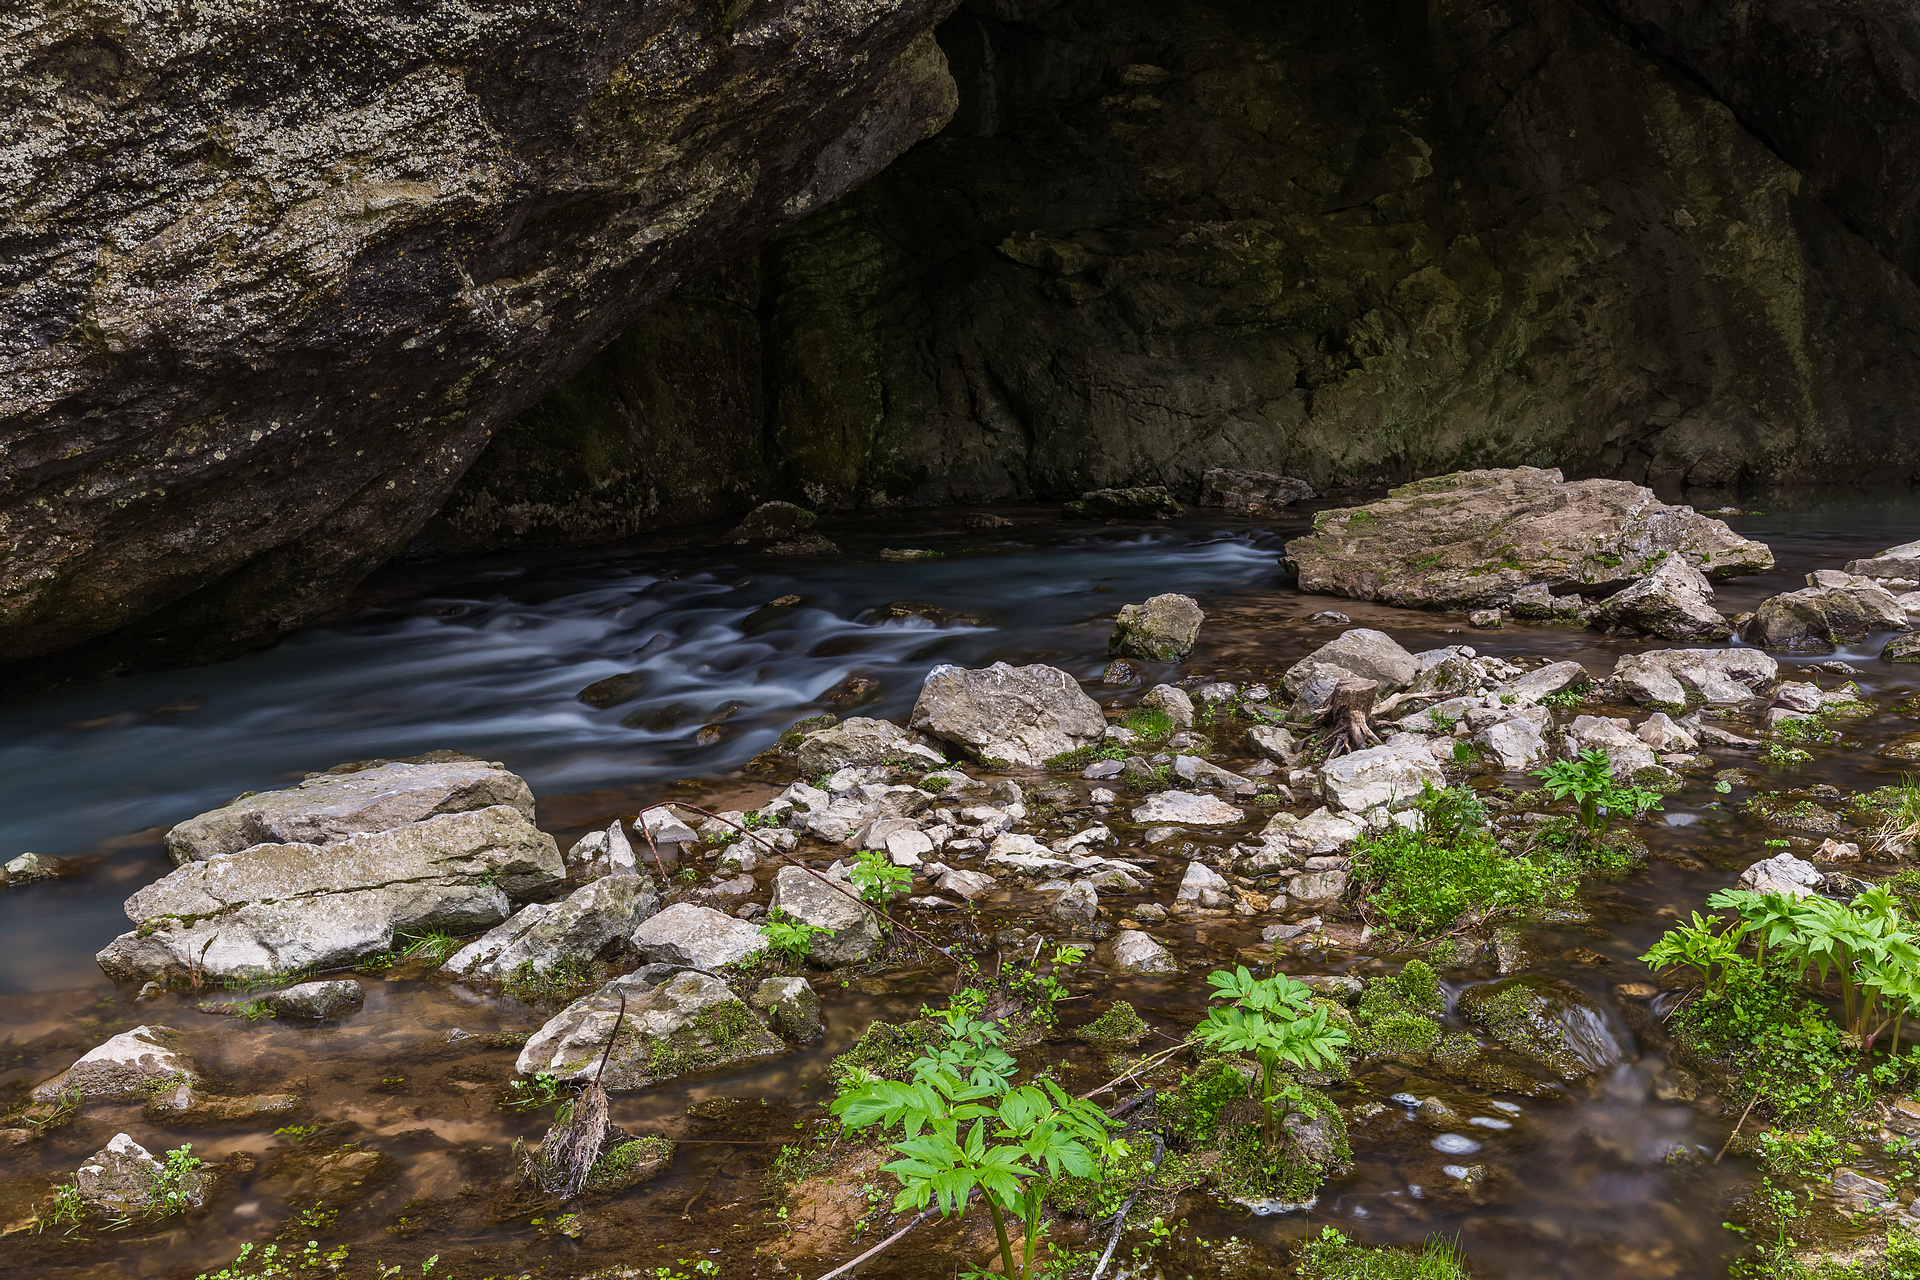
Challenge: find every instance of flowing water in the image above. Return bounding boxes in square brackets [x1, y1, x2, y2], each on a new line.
[5, 491, 1920, 1278]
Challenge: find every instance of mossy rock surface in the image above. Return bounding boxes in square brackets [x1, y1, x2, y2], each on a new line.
[1457, 976, 1623, 1081]
[585, 1136, 673, 1193]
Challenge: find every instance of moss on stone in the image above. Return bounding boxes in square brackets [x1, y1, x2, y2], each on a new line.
[828, 1017, 943, 1086]
[585, 1135, 673, 1193]
[1076, 1000, 1148, 1047]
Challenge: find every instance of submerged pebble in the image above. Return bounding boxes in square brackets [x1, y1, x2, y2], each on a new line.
[1432, 1133, 1483, 1154]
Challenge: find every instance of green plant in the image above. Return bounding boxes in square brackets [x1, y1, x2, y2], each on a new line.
[149, 1144, 206, 1217]
[1640, 911, 1745, 993]
[1534, 748, 1663, 837]
[1297, 1226, 1471, 1279]
[1764, 743, 1814, 765]
[1425, 709, 1458, 734]
[1542, 687, 1585, 710]
[849, 850, 911, 905]
[500, 1072, 568, 1113]
[1121, 705, 1176, 743]
[1352, 784, 1552, 932]
[273, 1124, 323, 1142]
[1193, 967, 1349, 1142]
[759, 909, 827, 966]
[195, 1241, 352, 1279]
[829, 1006, 1115, 1280]
[395, 930, 459, 962]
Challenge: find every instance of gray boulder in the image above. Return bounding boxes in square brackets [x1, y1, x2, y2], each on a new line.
[1844, 539, 1920, 581]
[1131, 791, 1245, 825]
[1173, 755, 1252, 790]
[1109, 594, 1205, 661]
[1318, 736, 1443, 811]
[1282, 468, 1772, 609]
[444, 874, 659, 982]
[1175, 861, 1232, 906]
[165, 754, 533, 865]
[1246, 725, 1297, 764]
[1474, 706, 1549, 769]
[1198, 468, 1314, 514]
[517, 969, 783, 1088]
[1282, 629, 1419, 700]
[76, 1133, 211, 1214]
[909, 662, 1106, 768]
[98, 806, 562, 984]
[751, 976, 824, 1040]
[1140, 683, 1196, 730]
[769, 866, 884, 965]
[793, 717, 945, 775]
[1744, 581, 1909, 652]
[266, 980, 364, 1019]
[1288, 869, 1349, 902]
[1509, 660, 1588, 703]
[33, 1025, 197, 1103]
[0, 851, 68, 885]
[1611, 649, 1777, 705]
[565, 819, 640, 881]
[1099, 929, 1178, 974]
[1050, 881, 1101, 926]
[631, 903, 767, 970]
[1589, 559, 1730, 640]
[1063, 486, 1184, 519]
[937, 868, 997, 900]
[1738, 851, 1824, 897]
[1563, 716, 1658, 777]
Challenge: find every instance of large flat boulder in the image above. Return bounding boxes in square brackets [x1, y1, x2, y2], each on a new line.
[443, 874, 659, 982]
[516, 969, 783, 1089]
[1611, 649, 1777, 705]
[909, 662, 1106, 768]
[769, 866, 884, 965]
[33, 1026, 196, 1103]
[1318, 736, 1443, 811]
[165, 753, 534, 865]
[1845, 539, 1920, 581]
[792, 717, 945, 776]
[1282, 468, 1771, 609]
[97, 806, 562, 984]
[631, 903, 767, 970]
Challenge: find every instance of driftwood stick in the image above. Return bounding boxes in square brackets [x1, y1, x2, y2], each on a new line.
[1079, 1039, 1193, 1101]
[1714, 1091, 1763, 1164]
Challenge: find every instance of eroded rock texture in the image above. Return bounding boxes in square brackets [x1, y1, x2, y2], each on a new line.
[0, 0, 960, 677]
[445, 0, 1920, 553]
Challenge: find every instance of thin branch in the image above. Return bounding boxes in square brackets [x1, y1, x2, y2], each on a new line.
[1079, 1039, 1193, 1101]
[1714, 1091, 1763, 1164]
[1091, 1133, 1166, 1280]
[812, 1202, 956, 1280]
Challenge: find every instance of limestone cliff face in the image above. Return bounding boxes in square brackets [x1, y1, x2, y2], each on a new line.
[433, 0, 1920, 554]
[0, 0, 959, 676]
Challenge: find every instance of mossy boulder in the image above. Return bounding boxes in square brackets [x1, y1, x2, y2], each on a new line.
[516, 969, 784, 1089]
[1457, 976, 1623, 1080]
[1109, 594, 1205, 661]
[585, 1135, 674, 1193]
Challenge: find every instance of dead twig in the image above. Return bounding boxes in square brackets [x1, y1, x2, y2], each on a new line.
[1092, 1133, 1166, 1280]
[1079, 1039, 1193, 1101]
[1714, 1091, 1763, 1164]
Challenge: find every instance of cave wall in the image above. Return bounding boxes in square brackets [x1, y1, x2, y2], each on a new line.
[426, 0, 1920, 555]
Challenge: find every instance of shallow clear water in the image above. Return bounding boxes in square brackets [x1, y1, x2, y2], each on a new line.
[3, 490, 1919, 1278]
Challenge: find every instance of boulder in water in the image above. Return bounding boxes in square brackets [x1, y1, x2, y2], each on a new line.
[1844, 539, 1920, 581]
[1063, 486, 1184, 519]
[266, 980, 365, 1019]
[517, 968, 783, 1088]
[723, 501, 817, 544]
[98, 805, 562, 984]
[791, 716, 945, 775]
[443, 874, 659, 982]
[631, 903, 767, 970]
[1610, 648, 1777, 705]
[768, 866, 884, 965]
[1589, 558, 1731, 640]
[1318, 736, 1443, 811]
[1197, 468, 1314, 515]
[1282, 468, 1771, 610]
[164, 752, 533, 865]
[1099, 930, 1178, 974]
[33, 1026, 197, 1103]
[1281, 629, 1419, 705]
[909, 662, 1106, 768]
[1457, 976, 1622, 1080]
[1737, 851, 1824, 897]
[75, 1133, 211, 1214]
[1109, 593, 1204, 661]
[1743, 580, 1909, 652]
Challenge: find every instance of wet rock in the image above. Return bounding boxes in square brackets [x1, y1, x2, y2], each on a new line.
[1636, 712, 1699, 752]
[1590, 558, 1731, 640]
[1063, 486, 1184, 519]
[723, 501, 817, 543]
[1287, 870, 1349, 902]
[1282, 629, 1419, 700]
[33, 1025, 197, 1103]
[1175, 861, 1232, 907]
[1102, 660, 1142, 685]
[1832, 1168, 1897, 1213]
[1259, 809, 1367, 858]
[792, 716, 945, 775]
[767, 533, 843, 556]
[1310, 610, 1351, 625]
[1886, 634, 1920, 662]
[1082, 758, 1125, 780]
[0, 851, 67, 885]
[444, 874, 658, 982]
[770, 866, 883, 965]
[1509, 660, 1589, 703]
[1282, 468, 1772, 610]
[1099, 930, 1178, 974]
[937, 868, 997, 900]
[1110, 593, 1205, 661]
[1173, 755, 1252, 790]
[1140, 683, 1196, 730]
[165, 754, 534, 864]
[1475, 706, 1549, 769]
[1051, 881, 1101, 926]
[1743, 581, 1909, 652]
[266, 980, 364, 1020]
[1611, 648, 1777, 705]
[1737, 851, 1824, 897]
[75, 1133, 210, 1214]
[99, 805, 563, 984]
[1319, 736, 1444, 811]
[751, 977, 823, 1040]
[1509, 583, 1592, 621]
[1246, 725, 1298, 764]
[909, 662, 1105, 768]
[517, 969, 783, 1089]
[566, 819, 640, 881]
[1131, 791, 1245, 825]
[1467, 609, 1503, 629]
[1563, 716, 1658, 777]
[637, 808, 703, 862]
[631, 903, 768, 970]
[1844, 540, 1920, 581]
[1457, 976, 1624, 1080]
[1198, 469, 1314, 514]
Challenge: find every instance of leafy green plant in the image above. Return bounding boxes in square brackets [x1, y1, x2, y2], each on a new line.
[1534, 748, 1663, 836]
[829, 1006, 1114, 1280]
[758, 909, 826, 966]
[1640, 911, 1745, 993]
[500, 1072, 568, 1114]
[1764, 742, 1814, 765]
[150, 1144, 206, 1217]
[1297, 1226, 1471, 1279]
[849, 850, 911, 904]
[1351, 784, 1552, 932]
[194, 1240, 353, 1279]
[1193, 968, 1348, 1143]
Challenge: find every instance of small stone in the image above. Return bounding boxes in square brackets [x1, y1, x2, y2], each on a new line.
[1468, 609, 1502, 629]
[631, 903, 769, 969]
[1140, 683, 1196, 730]
[2, 852, 66, 883]
[1082, 758, 1125, 780]
[1099, 929, 1178, 973]
[1175, 861, 1231, 907]
[1101, 660, 1141, 685]
[750, 977, 823, 1040]
[266, 980, 364, 1020]
[1737, 851, 1824, 897]
[76, 1133, 210, 1213]
[1310, 611, 1351, 624]
[938, 868, 997, 900]
[769, 866, 883, 964]
[1051, 882, 1100, 926]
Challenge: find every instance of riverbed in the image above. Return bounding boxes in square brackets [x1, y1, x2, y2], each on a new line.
[4, 492, 1919, 1279]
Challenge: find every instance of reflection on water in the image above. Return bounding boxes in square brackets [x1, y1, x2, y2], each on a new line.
[3, 492, 1920, 1277]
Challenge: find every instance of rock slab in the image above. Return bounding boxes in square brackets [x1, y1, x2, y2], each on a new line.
[910, 662, 1106, 768]
[517, 969, 783, 1088]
